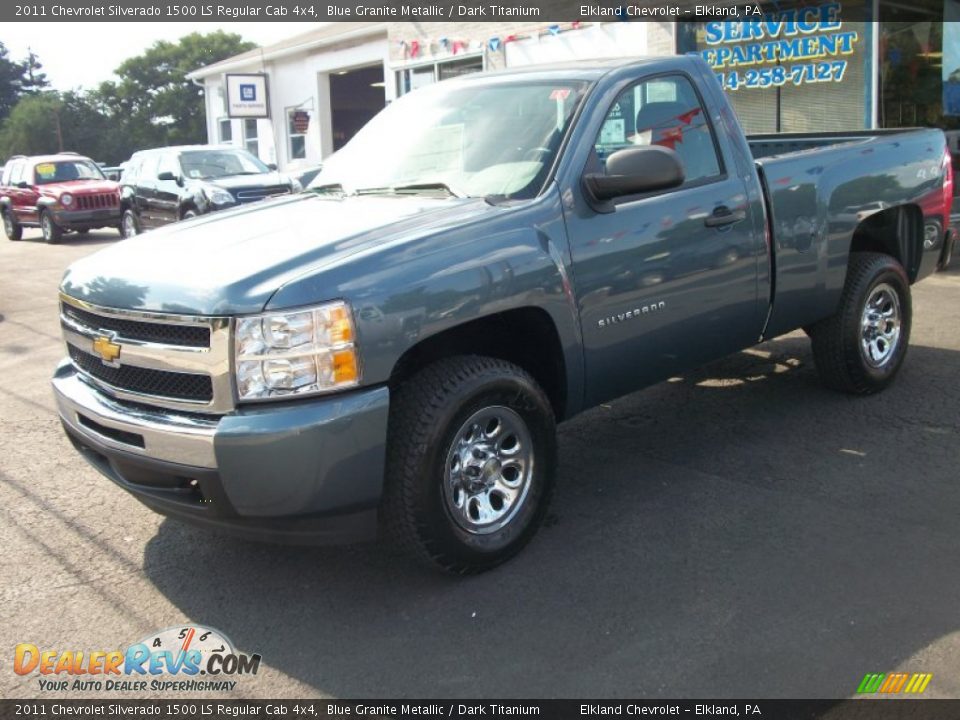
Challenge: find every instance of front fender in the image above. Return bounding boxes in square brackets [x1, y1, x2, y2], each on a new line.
[267, 188, 585, 416]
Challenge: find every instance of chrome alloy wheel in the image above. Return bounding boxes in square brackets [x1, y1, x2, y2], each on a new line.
[41, 213, 53, 239]
[443, 406, 534, 535]
[3, 213, 13, 236]
[860, 282, 902, 368]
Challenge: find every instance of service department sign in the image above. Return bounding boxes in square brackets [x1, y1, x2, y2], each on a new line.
[225, 73, 269, 118]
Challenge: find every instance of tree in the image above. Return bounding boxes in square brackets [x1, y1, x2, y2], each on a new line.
[0, 92, 61, 156]
[19, 49, 49, 94]
[104, 31, 255, 149]
[0, 42, 23, 123]
[0, 91, 135, 163]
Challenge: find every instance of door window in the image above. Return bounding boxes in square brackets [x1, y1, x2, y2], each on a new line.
[9, 161, 25, 185]
[5, 161, 23, 185]
[157, 153, 179, 179]
[138, 156, 159, 183]
[594, 74, 722, 186]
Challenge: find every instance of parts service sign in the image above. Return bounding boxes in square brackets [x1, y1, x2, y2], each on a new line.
[226, 73, 269, 118]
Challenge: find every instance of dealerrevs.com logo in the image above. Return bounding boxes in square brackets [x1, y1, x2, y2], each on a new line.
[14, 625, 261, 693]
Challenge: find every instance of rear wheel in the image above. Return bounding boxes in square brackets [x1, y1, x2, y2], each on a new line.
[809, 252, 911, 394]
[2, 209, 22, 241]
[382, 356, 557, 574]
[120, 209, 139, 238]
[40, 210, 62, 244]
[182, 209, 198, 220]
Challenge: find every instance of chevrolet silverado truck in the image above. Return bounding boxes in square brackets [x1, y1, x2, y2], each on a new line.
[53, 57, 955, 573]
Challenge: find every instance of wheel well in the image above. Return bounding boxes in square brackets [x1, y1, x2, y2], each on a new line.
[849, 204, 923, 282]
[389, 308, 568, 420]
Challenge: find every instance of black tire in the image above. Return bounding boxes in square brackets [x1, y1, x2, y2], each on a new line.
[76, 229, 89, 236]
[382, 356, 557, 574]
[182, 209, 198, 220]
[120, 209, 139, 238]
[940, 231, 954, 270]
[2, 209, 22, 241]
[809, 252, 912, 394]
[40, 209, 62, 244]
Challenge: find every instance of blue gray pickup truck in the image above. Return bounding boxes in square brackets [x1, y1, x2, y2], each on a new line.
[53, 57, 955, 573]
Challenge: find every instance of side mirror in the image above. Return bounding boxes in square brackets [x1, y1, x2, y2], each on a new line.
[267, 163, 278, 171]
[157, 171, 178, 183]
[583, 145, 685, 212]
[106, 172, 120, 182]
[15, 181, 28, 189]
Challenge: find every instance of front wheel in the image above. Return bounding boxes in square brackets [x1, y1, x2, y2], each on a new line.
[120, 209, 139, 238]
[2, 210, 22, 241]
[382, 356, 557, 574]
[809, 252, 911, 394]
[40, 210, 62, 244]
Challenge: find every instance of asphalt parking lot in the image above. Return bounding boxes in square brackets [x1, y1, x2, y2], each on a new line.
[2, 226, 959, 700]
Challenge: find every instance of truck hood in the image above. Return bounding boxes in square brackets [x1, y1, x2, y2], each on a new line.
[60, 192, 504, 315]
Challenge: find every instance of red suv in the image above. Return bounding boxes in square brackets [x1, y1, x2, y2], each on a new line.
[0, 153, 121, 243]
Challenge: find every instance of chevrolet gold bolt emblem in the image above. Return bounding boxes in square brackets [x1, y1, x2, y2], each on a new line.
[92, 336, 121, 364]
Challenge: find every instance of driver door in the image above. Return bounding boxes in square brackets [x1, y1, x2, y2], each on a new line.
[563, 73, 763, 406]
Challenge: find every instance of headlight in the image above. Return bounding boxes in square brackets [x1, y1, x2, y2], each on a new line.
[60, 193, 73, 206]
[234, 301, 360, 401]
[205, 188, 235, 205]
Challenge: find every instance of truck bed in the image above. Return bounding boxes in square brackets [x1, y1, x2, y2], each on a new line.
[747, 129, 924, 160]
[750, 127, 948, 338]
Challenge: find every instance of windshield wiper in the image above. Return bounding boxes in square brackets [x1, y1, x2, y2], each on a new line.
[391, 182, 467, 198]
[308, 183, 346, 196]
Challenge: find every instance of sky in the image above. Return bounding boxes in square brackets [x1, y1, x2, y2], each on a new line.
[3, 23, 320, 91]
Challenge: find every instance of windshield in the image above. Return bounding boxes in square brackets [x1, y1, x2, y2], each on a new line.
[179, 149, 269, 180]
[34, 160, 104, 184]
[309, 79, 590, 199]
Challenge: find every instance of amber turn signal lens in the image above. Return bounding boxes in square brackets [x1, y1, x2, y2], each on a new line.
[333, 349, 359, 383]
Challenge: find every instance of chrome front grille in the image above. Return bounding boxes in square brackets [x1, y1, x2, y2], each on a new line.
[234, 186, 291, 203]
[59, 295, 233, 414]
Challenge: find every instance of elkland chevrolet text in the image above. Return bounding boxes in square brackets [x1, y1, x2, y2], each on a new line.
[53, 58, 955, 573]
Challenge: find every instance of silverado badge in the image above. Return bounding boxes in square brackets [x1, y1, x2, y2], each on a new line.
[92, 336, 121, 365]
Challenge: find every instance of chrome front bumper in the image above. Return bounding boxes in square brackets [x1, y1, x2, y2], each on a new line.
[53, 360, 391, 542]
[53, 360, 218, 468]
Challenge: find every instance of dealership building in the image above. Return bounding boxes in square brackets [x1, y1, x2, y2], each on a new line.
[187, 7, 960, 173]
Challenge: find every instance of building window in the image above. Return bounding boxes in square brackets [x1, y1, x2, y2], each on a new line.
[243, 118, 259, 157]
[676, 14, 869, 133]
[288, 111, 307, 160]
[879, 12, 960, 133]
[219, 119, 232, 143]
[396, 55, 484, 96]
[438, 56, 484, 81]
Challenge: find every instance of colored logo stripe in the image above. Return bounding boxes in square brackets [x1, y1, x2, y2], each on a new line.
[857, 672, 932, 694]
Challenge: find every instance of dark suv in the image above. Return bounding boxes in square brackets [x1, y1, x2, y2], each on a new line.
[119, 145, 301, 238]
[1, 153, 122, 243]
